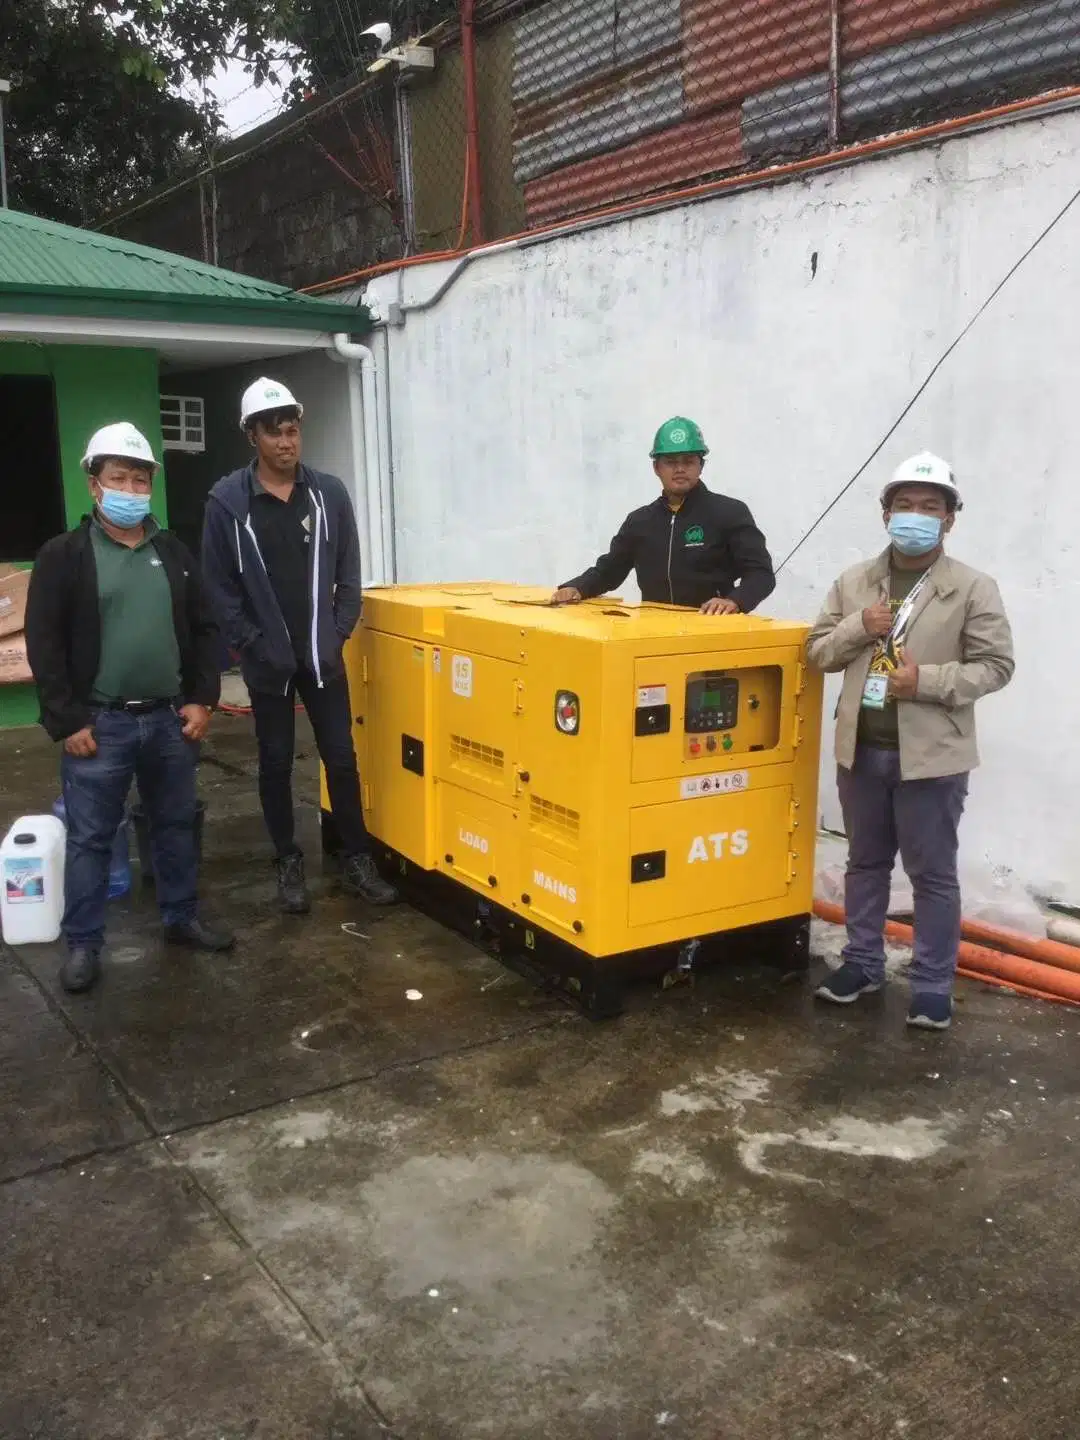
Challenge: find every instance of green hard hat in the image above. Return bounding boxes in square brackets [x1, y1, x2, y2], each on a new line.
[650, 416, 709, 458]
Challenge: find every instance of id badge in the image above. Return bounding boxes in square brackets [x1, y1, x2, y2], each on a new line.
[861, 673, 889, 711]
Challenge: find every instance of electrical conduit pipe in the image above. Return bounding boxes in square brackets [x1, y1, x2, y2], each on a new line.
[813, 900, 1080, 1007]
[460, 0, 484, 245]
[329, 333, 385, 586]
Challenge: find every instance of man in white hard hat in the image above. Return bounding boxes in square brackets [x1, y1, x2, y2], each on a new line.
[201, 378, 397, 913]
[807, 452, 1014, 1031]
[24, 424, 233, 994]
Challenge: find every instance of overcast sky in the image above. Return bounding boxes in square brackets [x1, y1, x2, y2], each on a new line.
[206, 57, 297, 136]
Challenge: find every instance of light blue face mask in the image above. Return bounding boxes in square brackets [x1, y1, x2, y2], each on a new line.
[888, 511, 942, 557]
[97, 486, 151, 529]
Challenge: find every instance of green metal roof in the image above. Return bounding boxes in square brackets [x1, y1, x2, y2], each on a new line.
[0, 208, 368, 332]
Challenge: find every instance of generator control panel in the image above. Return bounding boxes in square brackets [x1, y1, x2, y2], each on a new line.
[685, 673, 739, 733]
[679, 666, 784, 761]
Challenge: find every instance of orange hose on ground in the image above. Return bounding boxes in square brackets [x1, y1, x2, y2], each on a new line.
[958, 917, 1080, 974]
[813, 900, 1080, 1007]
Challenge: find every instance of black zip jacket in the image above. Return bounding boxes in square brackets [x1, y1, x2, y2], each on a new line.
[201, 463, 362, 696]
[562, 482, 776, 611]
[24, 517, 222, 742]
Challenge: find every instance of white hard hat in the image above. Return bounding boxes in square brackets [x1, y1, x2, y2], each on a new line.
[80, 423, 159, 474]
[881, 451, 963, 510]
[239, 377, 303, 429]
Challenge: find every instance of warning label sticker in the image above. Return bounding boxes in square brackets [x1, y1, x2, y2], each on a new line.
[680, 771, 750, 799]
[637, 685, 667, 708]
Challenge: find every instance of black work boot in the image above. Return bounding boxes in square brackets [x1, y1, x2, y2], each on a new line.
[275, 852, 311, 915]
[164, 917, 236, 952]
[342, 852, 399, 905]
[60, 946, 101, 994]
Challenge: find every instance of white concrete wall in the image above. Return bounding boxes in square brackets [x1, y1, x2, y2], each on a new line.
[367, 109, 1080, 902]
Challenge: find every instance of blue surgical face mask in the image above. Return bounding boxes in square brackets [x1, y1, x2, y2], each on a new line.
[888, 511, 943, 557]
[97, 486, 151, 529]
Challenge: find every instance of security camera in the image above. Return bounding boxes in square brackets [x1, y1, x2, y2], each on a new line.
[361, 22, 392, 52]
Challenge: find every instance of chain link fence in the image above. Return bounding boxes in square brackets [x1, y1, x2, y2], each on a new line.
[398, 0, 1080, 252]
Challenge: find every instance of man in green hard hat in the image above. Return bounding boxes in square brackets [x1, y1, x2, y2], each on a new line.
[551, 417, 775, 613]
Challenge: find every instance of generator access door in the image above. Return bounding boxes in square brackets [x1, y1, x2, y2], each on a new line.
[630, 648, 800, 786]
[627, 784, 794, 929]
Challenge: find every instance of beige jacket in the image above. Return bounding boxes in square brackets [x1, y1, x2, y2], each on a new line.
[807, 549, 1014, 780]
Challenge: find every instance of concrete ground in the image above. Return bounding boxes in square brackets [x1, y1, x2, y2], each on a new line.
[3, 716, 1080, 1440]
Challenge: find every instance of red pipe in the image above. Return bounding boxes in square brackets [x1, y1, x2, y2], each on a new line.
[460, 0, 484, 244]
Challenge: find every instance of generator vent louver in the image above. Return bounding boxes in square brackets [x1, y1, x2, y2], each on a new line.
[450, 735, 505, 771]
[530, 795, 581, 843]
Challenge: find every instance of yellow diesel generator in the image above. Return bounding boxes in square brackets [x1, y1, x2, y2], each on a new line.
[322, 584, 823, 1016]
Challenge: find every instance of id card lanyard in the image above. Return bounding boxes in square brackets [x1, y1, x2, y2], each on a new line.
[861, 567, 934, 711]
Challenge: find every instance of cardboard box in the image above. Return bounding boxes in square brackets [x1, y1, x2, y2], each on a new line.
[0, 631, 32, 686]
[0, 566, 31, 639]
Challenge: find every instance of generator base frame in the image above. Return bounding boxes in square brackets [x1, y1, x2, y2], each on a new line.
[321, 810, 810, 1019]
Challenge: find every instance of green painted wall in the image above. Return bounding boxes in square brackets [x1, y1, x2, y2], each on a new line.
[0, 340, 166, 727]
[51, 346, 167, 527]
[0, 341, 166, 534]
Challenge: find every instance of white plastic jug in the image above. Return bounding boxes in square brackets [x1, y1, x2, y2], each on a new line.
[1, 815, 66, 945]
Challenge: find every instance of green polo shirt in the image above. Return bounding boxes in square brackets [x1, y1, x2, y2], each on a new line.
[90, 516, 182, 703]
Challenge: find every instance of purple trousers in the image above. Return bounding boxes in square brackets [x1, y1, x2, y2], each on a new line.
[837, 745, 969, 996]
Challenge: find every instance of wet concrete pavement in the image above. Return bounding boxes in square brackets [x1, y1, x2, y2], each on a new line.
[3, 715, 1079, 1439]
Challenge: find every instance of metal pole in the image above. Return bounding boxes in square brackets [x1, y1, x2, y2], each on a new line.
[0, 84, 9, 209]
[460, 0, 484, 244]
[827, 0, 841, 149]
[394, 81, 418, 255]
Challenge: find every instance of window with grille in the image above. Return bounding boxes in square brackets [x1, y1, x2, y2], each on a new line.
[160, 395, 206, 453]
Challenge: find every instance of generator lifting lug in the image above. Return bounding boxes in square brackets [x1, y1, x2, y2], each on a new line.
[662, 937, 701, 990]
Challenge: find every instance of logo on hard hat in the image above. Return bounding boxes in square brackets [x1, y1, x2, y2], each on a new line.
[669, 427, 688, 444]
[915, 463, 934, 475]
[266, 387, 281, 398]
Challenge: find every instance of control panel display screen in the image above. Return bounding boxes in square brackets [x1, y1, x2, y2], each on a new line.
[685, 673, 739, 733]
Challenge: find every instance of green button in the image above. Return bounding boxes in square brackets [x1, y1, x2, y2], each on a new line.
[722, 735, 733, 751]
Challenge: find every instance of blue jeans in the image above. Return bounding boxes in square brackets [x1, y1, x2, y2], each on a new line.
[838, 745, 969, 997]
[61, 707, 199, 952]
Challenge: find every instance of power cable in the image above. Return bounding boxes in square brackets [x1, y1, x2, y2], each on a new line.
[775, 174, 1080, 572]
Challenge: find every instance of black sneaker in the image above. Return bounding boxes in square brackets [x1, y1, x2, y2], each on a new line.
[60, 946, 101, 994]
[342, 853, 399, 905]
[163, 917, 236, 952]
[276, 852, 311, 915]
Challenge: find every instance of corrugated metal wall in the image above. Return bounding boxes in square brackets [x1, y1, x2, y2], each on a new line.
[523, 108, 743, 222]
[512, 0, 685, 184]
[743, 0, 1080, 160]
[843, 0, 1011, 56]
[406, 0, 1080, 239]
[681, 0, 831, 113]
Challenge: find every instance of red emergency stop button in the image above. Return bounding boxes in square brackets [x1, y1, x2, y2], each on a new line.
[554, 690, 580, 734]
[690, 740, 701, 756]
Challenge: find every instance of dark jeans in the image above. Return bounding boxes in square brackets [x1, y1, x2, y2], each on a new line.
[61, 707, 199, 952]
[838, 744, 969, 996]
[250, 668, 369, 860]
